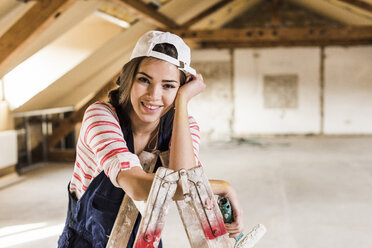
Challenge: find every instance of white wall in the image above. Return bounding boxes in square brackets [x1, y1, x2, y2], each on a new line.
[188, 46, 372, 141]
[189, 49, 232, 141]
[0, 130, 17, 169]
[324, 46, 372, 134]
[233, 48, 321, 135]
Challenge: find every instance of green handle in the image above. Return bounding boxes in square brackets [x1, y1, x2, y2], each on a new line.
[218, 197, 244, 242]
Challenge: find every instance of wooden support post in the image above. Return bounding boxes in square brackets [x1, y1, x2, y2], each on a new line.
[271, 0, 280, 27]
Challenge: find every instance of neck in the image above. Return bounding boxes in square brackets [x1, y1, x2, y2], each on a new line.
[129, 110, 159, 136]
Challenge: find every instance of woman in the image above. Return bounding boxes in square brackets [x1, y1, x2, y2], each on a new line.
[58, 31, 243, 248]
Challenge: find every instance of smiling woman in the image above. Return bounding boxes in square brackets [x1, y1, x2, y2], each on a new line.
[57, 31, 244, 248]
[130, 58, 181, 127]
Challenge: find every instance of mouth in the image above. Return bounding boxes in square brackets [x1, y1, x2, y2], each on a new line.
[141, 102, 163, 112]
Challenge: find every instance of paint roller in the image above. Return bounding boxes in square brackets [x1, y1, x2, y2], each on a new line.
[218, 197, 266, 248]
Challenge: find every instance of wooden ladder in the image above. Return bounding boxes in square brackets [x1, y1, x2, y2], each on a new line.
[106, 151, 232, 248]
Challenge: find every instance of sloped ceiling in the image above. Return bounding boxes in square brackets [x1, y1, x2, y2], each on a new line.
[0, 0, 371, 114]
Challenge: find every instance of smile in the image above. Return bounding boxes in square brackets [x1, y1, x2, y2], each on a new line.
[142, 102, 163, 111]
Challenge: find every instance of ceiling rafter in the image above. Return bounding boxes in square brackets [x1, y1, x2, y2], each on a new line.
[180, 0, 234, 28]
[336, 0, 372, 13]
[173, 26, 372, 47]
[109, 0, 179, 28]
[0, 0, 75, 75]
[42, 1, 235, 148]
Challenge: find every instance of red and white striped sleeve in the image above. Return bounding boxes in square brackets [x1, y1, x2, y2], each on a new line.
[73, 102, 142, 192]
[188, 116, 203, 167]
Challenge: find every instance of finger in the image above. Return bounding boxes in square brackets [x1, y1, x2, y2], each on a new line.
[229, 232, 241, 238]
[225, 222, 244, 233]
[185, 75, 194, 83]
[225, 224, 243, 232]
[225, 223, 243, 232]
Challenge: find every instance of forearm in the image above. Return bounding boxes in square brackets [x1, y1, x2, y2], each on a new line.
[169, 95, 196, 171]
[116, 167, 154, 201]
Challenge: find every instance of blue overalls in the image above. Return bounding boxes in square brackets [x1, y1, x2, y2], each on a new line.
[58, 108, 174, 248]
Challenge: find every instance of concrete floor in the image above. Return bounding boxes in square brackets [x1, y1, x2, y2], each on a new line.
[1, 136, 372, 248]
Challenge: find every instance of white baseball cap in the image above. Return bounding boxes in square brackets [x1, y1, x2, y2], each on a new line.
[130, 31, 196, 76]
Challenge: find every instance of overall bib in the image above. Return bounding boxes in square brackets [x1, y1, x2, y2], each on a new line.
[58, 108, 174, 248]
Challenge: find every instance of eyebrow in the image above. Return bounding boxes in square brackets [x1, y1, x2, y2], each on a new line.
[138, 72, 179, 84]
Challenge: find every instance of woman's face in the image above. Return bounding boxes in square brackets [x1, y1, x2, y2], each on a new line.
[130, 58, 180, 126]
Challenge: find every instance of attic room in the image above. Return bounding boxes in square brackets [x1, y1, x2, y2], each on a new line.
[0, 0, 372, 247]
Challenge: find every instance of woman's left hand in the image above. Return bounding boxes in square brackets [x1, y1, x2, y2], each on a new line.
[223, 187, 244, 238]
[177, 73, 206, 103]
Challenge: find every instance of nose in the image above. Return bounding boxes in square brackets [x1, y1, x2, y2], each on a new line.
[148, 84, 162, 100]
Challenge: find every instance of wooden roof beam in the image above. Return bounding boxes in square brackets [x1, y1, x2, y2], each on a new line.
[0, 0, 75, 75]
[109, 0, 179, 28]
[336, 0, 372, 14]
[173, 26, 372, 47]
[180, 0, 234, 28]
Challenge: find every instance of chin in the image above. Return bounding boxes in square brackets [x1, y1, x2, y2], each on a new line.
[139, 114, 162, 124]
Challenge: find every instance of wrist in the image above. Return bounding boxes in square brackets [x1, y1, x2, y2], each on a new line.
[176, 91, 189, 103]
[175, 93, 188, 108]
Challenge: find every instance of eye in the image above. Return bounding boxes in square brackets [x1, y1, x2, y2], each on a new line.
[163, 84, 176, 89]
[138, 77, 150, 84]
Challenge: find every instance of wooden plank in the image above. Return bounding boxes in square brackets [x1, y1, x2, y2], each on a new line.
[107, 151, 158, 248]
[47, 75, 118, 149]
[180, 0, 234, 28]
[107, 195, 139, 248]
[109, 0, 179, 28]
[177, 166, 232, 248]
[337, 0, 372, 13]
[133, 167, 179, 247]
[0, 0, 75, 74]
[173, 26, 372, 47]
[176, 200, 210, 248]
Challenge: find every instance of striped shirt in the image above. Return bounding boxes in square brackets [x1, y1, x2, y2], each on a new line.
[70, 101, 201, 199]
